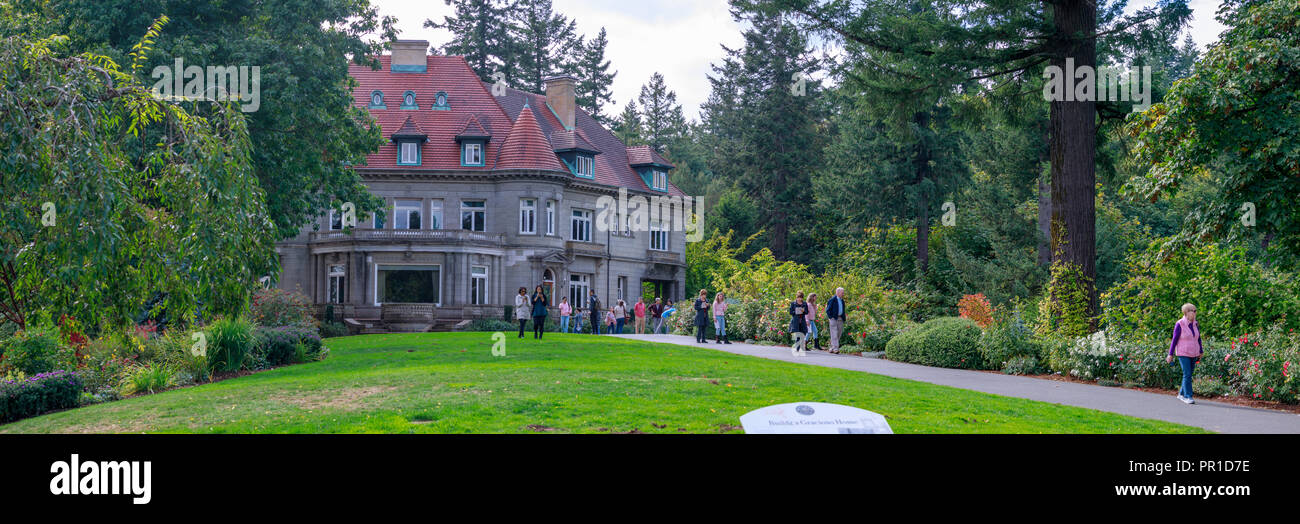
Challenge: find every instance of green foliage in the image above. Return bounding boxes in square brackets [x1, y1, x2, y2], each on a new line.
[1002, 356, 1043, 376]
[885, 317, 984, 369]
[1101, 242, 1300, 340]
[1037, 259, 1095, 338]
[0, 370, 83, 423]
[0, 325, 74, 376]
[320, 322, 349, 339]
[119, 362, 174, 396]
[1126, 0, 1300, 267]
[208, 317, 256, 373]
[980, 309, 1042, 372]
[255, 326, 324, 367]
[0, 27, 277, 331]
[249, 288, 319, 330]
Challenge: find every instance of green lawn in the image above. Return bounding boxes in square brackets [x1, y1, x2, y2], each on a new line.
[0, 332, 1207, 433]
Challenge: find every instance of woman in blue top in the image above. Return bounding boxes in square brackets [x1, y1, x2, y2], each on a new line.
[531, 285, 549, 339]
[660, 300, 677, 335]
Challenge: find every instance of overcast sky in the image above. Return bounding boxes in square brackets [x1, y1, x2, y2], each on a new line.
[369, 0, 1229, 121]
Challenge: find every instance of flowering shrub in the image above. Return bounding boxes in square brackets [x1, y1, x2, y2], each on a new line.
[0, 370, 83, 423]
[979, 308, 1041, 371]
[958, 293, 995, 328]
[256, 326, 325, 366]
[0, 325, 75, 376]
[249, 288, 319, 330]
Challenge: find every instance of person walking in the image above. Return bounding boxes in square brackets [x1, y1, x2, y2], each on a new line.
[790, 292, 809, 354]
[693, 289, 711, 343]
[826, 287, 846, 354]
[712, 292, 731, 344]
[634, 297, 647, 334]
[514, 287, 529, 338]
[588, 290, 602, 335]
[660, 300, 677, 334]
[1167, 303, 1204, 405]
[613, 300, 627, 334]
[531, 285, 549, 339]
[649, 298, 664, 335]
[558, 297, 572, 333]
[806, 292, 822, 351]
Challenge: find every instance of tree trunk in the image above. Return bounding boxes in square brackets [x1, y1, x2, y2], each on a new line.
[1048, 0, 1099, 327]
[914, 111, 932, 273]
[1037, 173, 1052, 266]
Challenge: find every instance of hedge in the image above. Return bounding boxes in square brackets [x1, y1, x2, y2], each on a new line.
[885, 317, 984, 369]
[0, 370, 84, 423]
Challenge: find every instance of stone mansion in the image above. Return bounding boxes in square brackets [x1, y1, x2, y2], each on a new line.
[275, 40, 687, 331]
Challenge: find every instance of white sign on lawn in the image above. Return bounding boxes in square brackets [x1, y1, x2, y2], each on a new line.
[739, 402, 893, 434]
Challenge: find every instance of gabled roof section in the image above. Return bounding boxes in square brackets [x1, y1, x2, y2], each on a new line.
[391, 115, 428, 141]
[550, 129, 600, 154]
[626, 145, 675, 169]
[456, 115, 492, 142]
[496, 102, 567, 172]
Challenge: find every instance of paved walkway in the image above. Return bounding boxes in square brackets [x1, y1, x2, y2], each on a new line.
[607, 333, 1300, 433]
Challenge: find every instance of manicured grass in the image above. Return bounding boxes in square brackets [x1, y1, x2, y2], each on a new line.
[0, 333, 1206, 433]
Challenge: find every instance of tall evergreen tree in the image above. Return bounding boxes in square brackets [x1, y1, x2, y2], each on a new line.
[574, 27, 616, 125]
[612, 100, 644, 146]
[511, 0, 580, 93]
[701, 11, 825, 261]
[425, 0, 518, 82]
[636, 72, 687, 154]
[744, 0, 1191, 328]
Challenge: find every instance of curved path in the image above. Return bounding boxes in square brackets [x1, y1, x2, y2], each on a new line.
[608, 333, 1300, 434]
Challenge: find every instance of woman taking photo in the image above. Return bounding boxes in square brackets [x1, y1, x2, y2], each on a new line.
[531, 285, 549, 339]
[1167, 303, 1203, 404]
[693, 289, 711, 343]
[789, 292, 809, 353]
[712, 292, 730, 344]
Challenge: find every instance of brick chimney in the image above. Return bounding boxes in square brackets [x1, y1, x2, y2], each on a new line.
[544, 74, 577, 129]
[390, 40, 429, 73]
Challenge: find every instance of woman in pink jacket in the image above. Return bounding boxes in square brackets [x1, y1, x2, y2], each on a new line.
[1166, 303, 1203, 405]
[558, 297, 573, 333]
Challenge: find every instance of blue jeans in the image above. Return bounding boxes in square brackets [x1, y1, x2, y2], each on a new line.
[714, 315, 726, 338]
[1178, 356, 1197, 399]
[616, 318, 625, 334]
[807, 319, 818, 340]
[560, 316, 570, 333]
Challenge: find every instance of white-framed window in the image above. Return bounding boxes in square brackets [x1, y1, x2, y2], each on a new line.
[617, 276, 626, 301]
[653, 170, 667, 190]
[650, 222, 669, 251]
[461, 200, 486, 232]
[519, 199, 537, 234]
[395, 199, 422, 230]
[372, 210, 386, 229]
[569, 274, 590, 309]
[402, 90, 417, 108]
[328, 264, 346, 304]
[571, 209, 592, 242]
[329, 210, 343, 231]
[462, 142, 483, 166]
[428, 200, 443, 230]
[576, 155, 594, 177]
[470, 265, 488, 305]
[399, 141, 420, 165]
[545, 201, 556, 235]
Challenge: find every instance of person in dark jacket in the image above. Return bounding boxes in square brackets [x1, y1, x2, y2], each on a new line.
[693, 289, 711, 343]
[825, 287, 846, 354]
[790, 292, 809, 353]
[531, 285, 549, 339]
[588, 290, 601, 335]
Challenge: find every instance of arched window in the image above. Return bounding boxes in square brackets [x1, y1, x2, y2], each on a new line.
[402, 90, 417, 109]
[369, 90, 385, 108]
[433, 91, 449, 110]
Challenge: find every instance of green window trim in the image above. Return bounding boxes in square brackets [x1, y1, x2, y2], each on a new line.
[431, 91, 451, 111]
[368, 90, 386, 109]
[400, 90, 418, 110]
[460, 141, 485, 167]
[397, 140, 422, 166]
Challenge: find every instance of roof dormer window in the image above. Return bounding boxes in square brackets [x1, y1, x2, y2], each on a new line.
[576, 155, 595, 178]
[369, 90, 385, 109]
[432, 91, 450, 110]
[461, 141, 484, 166]
[653, 170, 667, 190]
[401, 90, 418, 109]
[398, 141, 421, 166]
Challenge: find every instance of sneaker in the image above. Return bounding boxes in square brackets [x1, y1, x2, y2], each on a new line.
[1179, 395, 1194, 405]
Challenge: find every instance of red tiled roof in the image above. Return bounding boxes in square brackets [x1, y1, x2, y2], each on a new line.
[495, 102, 567, 172]
[626, 145, 675, 168]
[349, 55, 511, 170]
[456, 115, 491, 140]
[392, 115, 427, 140]
[549, 129, 600, 153]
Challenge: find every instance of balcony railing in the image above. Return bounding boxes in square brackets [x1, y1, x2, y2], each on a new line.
[566, 241, 607, 258]
[646, 249, 684, 265]
[310, 229, 503, 245]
